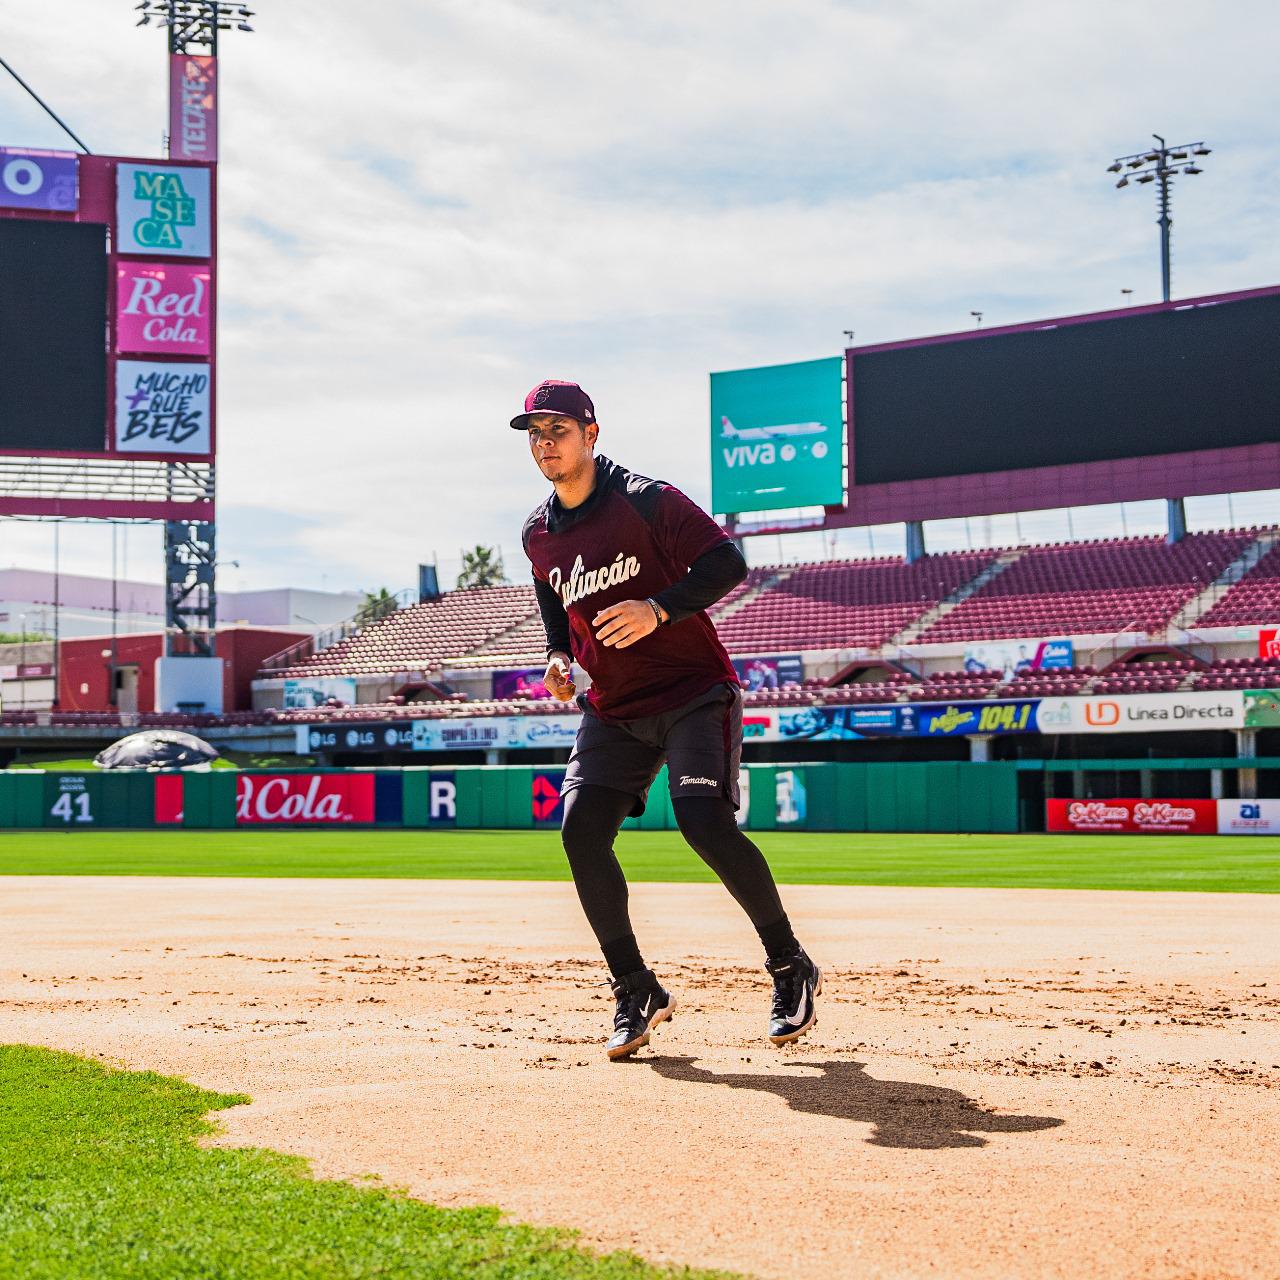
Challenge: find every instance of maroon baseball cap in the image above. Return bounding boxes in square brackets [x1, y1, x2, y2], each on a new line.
[509, 380, 596, 430]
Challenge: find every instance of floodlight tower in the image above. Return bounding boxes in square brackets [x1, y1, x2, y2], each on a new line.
[136, 2, 256, 657]
[1107, 134, 1210, 303]
[1108, 135, 1211, 545]
[136, 0, 255, 55]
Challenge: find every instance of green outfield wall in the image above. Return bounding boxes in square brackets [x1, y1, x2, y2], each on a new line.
[3, 759, 1277, 833]
[0, 761, 1013, 833]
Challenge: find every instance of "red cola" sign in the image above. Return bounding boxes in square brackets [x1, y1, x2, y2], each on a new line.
[236, 774, 375, 824]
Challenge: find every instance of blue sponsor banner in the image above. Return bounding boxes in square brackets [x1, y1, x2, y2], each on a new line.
[778, 705, 906, 740]
[915, 700, 1040, 736]
[1039, 640, 1074, 670]
[0, 147, 78, 211]
[778, 700, 1041, 740]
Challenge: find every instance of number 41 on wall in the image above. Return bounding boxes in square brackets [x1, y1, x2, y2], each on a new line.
[50, 791, 93, 823]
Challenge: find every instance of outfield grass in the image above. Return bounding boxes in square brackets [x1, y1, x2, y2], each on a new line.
[0, 1045, 732, 1280]
[0, 828, 1277, 892]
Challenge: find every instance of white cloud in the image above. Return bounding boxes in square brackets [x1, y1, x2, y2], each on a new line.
[0, 0, 1277, 593]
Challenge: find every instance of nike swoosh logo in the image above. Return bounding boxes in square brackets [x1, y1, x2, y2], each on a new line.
[784, 987, 810, 1027]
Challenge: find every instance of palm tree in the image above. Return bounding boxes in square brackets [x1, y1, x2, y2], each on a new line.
[456, 545, 507, 589]
[355, 587, 398, 626]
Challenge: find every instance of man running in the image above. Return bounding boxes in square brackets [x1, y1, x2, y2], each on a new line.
[514, 378, 821, 1060]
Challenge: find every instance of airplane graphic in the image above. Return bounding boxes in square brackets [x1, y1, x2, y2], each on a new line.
[720, 415, 827, 441]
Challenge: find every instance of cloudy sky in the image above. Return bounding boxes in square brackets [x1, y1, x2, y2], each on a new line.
[2, 0, 1278, 597]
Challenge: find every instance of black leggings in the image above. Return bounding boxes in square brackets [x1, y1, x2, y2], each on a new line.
[560, 784, 789, 960]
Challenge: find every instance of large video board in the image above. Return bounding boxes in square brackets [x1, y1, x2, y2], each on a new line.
[851, 291, 1280, 485]
[0, 220, 107, 451]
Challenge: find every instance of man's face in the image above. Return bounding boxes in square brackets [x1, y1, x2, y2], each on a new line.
[527, 413, 596, 482]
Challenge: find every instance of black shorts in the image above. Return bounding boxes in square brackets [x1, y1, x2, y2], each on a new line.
[562, 682, 743, 818]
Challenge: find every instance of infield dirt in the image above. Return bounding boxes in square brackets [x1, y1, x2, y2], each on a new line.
[2, 875, 1278, 1280]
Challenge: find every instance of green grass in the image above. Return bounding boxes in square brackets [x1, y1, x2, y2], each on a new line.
[0, 1045, 734, 1280]
[0, 828, 1277, 893]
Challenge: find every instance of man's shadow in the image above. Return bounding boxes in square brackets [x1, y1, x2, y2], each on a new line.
[639, 1057, 1064, 1150]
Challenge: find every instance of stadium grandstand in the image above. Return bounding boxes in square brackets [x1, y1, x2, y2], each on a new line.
[5, 525, 1279, 741]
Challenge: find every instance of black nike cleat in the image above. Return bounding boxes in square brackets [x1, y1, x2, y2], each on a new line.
[765, 949, 822, 1045]
[606, 968, 675, 1060]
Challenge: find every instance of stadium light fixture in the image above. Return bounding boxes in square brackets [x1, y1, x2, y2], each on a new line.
[134, 0, 257, 54]
[1107, 133, 1209, 303]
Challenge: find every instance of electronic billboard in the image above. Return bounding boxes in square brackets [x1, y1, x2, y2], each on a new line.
[850, 291, 1280, 485]
[0, 219, 107, 451]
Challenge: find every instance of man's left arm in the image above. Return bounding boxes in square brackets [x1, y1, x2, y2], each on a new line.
[651, 541, 746, 623]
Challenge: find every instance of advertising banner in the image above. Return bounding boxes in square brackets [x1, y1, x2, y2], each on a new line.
[1217, 800, 1280, 835]
[532, 771, 566, 824]
[284, 677, 357, 710]
[778, 705, 897, 741]
[412, 714, 582, 752]
[116, 262, 211, 356]
[236, 773, 375, 824]
[1046, 797, 1217, 835]
[1260, 629, 1280, 660]
[963, 638, 1073, 677]
[154, 773, 184, 824]
[733, 654, 803, 690]
[297, 722, 415, 753]
[742, 708, 779, 742]
[776, 769, 807, 826]
[710, 357, 844, 515]
[777, 700, 1041, 741]
[1037, 691, 1245, 734]
[0, 147, 77, 211]
[116, 162, 211, 257]
[916, 700, 1039, 736]
[169, 55, 218, 163]
[113, 360, 211, 454]
[492, 668, 552, 700]
[1242, 690, 1280, 728]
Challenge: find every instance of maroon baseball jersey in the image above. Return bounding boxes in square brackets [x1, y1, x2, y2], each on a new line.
[523, 456, 740, 721]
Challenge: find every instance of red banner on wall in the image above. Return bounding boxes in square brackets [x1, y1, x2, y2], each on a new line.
[236, 774, 375, 824]
[169, 55, 217, 162]
[1261, 629, 1280, 660]
[154, 773, 184, 825]
[1046, 797, 1217, 835]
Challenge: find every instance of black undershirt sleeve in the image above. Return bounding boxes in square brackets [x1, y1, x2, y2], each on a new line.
[652, 541, 748, 625]
[534, 575, 572, 658]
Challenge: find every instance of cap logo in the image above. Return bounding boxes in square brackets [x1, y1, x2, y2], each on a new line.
[532, 385, 554, 407]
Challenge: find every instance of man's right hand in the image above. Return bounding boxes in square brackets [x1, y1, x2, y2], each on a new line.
[544, 652, 576, 702]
